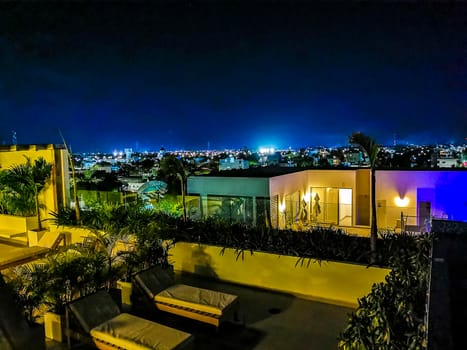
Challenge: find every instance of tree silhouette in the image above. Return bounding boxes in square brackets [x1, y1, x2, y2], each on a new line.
[158, 155, 189, 221]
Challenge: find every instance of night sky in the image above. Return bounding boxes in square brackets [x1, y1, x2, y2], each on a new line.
[1, 1, 466, 152]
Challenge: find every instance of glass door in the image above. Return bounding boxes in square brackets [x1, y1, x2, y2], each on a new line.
[339, 188, 352, 226]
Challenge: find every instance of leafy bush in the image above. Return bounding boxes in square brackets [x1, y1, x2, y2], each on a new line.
[6, 247, 109, 316]
[52, 205, 430, 268]
[338, 233, 431, 349]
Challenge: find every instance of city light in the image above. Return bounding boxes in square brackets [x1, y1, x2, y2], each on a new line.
[259, 147, 275, 154]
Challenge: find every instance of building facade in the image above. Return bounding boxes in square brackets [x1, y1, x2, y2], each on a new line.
[219, 157, 250, 171]
[188, 168, 467, 235]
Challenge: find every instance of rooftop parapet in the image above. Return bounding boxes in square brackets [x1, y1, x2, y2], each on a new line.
[0, 144, 65, 152]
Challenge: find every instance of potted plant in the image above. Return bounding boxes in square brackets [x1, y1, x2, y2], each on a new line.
[41, 246, 108, 342]
[0, 156, 52, 231]
[0, 273, 46, 349]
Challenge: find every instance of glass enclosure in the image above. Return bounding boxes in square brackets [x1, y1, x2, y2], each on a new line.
[205, 195, 270, 226]
[310, 187, 352, 226]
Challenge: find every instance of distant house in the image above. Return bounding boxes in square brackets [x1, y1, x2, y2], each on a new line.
[95, 162, 113, 173]
[187, 168, 467, 235]
[437, 158, 458, 168]
[120, 176, 146, 192]
[219, 157, 249, 171]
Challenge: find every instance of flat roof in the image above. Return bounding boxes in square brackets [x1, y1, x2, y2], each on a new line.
[200, 166, 317, 178]
[196, 166, 466, 178]
[0, 144, 66, 152]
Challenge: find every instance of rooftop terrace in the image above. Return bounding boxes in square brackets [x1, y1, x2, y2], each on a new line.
[46, 272, 352, 350]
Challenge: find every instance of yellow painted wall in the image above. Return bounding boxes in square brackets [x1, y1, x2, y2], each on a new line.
[44, 225, 134, 252]
[307, 169, 357, 189]
[269, 169, 358, 200]
[171, 242, 390, 308]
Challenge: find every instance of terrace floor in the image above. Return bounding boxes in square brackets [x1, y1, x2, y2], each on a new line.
[47, 273, 353, 350]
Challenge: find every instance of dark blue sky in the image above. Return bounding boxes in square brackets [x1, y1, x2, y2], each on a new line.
[1, 1, 466, 152]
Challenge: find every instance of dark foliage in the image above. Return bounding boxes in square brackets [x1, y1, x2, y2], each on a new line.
[52, 205, 430, 268]
[339, 233, 431, 349]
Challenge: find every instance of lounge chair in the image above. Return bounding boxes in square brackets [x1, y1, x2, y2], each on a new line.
[133, 266, 239, 328]
[68, 290, 194, 350]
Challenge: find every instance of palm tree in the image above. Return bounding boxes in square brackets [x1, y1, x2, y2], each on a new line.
[59, 131, 81, 224]
[349, 132, 380, 257]
[159, 155, 189, 221]
[31, 157, 53, 230]
[0, 165, 35, 216]
[0, 157, 52, 230]
[8, 263, 50, 324]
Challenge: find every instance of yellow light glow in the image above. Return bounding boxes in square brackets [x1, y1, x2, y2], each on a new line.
[339, 188, 352, 205]
[394, 196, 409, 207]
[279, 202, 286, 213]
[303, 192, 311, 203]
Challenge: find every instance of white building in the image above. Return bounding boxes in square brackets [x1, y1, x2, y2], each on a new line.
[219, 157, 249, 171]
[188, 168, 467, 235]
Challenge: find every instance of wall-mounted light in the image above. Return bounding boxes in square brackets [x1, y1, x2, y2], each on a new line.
[394, 196, 409, 208]
[279, 202, 286, 213]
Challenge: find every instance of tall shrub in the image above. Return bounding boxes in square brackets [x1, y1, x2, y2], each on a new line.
[338, 233, 431, 349]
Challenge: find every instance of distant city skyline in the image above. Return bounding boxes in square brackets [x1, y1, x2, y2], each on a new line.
[1, 2, 466, 152]
[78, 140, 467, 155]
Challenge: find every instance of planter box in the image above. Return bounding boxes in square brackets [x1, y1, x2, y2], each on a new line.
[0, 214, 38, 234]
[116, 280, 133, 307]
[27, 229, 49, 246]
[170, 242, 390, 308]
[44, 311, 63, 342]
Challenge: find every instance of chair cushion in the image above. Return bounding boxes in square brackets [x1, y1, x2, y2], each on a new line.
[134, 266, 175, 299]
[155, 284, 238, 316]
[68, 291, 121, 333]
[90, 313, 193, 350]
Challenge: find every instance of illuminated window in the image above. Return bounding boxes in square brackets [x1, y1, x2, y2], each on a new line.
[310, 187, 352, 226]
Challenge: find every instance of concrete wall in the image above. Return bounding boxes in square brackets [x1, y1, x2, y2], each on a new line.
[171, 242, 390, 308]
[376, 170, 467, 229]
